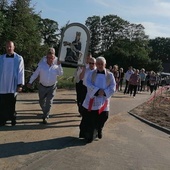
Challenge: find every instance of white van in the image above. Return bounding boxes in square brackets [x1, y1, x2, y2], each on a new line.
[160, 72, 170, 86]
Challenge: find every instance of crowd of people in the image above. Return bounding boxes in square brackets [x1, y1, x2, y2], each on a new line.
[73, 62, 161, 142]
[0, 40, 160, 144]
[0, 41, 63, 126]
[0, 41, 117, 144]
[108, 65, 161, 98]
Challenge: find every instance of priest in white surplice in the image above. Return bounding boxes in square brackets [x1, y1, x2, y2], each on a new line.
[0, 41, 25, 126]
[79, 56, 116, 143]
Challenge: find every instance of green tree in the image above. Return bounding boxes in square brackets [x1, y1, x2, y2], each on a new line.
[123, 23, 149, 41]
[84, 14, 151, 70]
[146, 59, 163, 72]
[0, 0, 42, 69]
[104, 38, 150, 70]
[0, 0, 8, 11]
[85, 15, 101, 56]
[101, 20, 150, 70]
[149, 37, 170, 63]
[39, 18, 59, 47]
[101, 15, 128, 52]
[0, 0, 8, 50]
[0, 11, 5, 37]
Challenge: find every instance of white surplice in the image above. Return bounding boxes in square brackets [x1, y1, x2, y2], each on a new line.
[82, 69, 116, 111]
[0, 53, 24, 94]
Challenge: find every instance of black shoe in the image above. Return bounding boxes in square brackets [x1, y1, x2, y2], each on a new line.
[98, 130, 102, 139]
[86, 138, 93, 143]
[11, 119, 16, 126]
[42, 118, 47, 124]
[79, 131, 85, 138]
[84, 132, 93, 143]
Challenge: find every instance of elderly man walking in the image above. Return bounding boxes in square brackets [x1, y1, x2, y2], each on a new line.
[27, 51, 63, 124]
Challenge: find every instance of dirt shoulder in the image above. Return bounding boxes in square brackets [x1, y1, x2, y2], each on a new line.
[130, 88, 170, 130]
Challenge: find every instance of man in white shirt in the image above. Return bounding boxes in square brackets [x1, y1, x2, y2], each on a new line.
[38, 47, 58, 66]
[124, 66, 134, 94]
[0, 41, 25, 126]
[27, 51, 63, 124]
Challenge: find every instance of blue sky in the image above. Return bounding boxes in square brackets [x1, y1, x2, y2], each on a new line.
[31, 0, 170, 39]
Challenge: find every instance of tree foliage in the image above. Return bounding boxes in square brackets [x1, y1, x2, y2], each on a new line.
[146, 59, 163, 72]
[149, 37, 170, 63]
[0, 0, 166, 73]
[85, 14, 157, 71]
[100, 15, 128, 52]
[39, 18, 59, 47]
[85, 15, 101, 56]
[0, 0, 43, 69]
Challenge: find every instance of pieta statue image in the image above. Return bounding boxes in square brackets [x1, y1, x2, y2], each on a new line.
[58, 23, 90, 66]
[63, 31, 82, 64]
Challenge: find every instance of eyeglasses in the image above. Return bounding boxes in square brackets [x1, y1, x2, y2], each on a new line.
[89, 62, 95, 65]
[47, 57, 54, 60]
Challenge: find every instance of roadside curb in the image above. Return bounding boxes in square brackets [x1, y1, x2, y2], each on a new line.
[128, 112, 170, 135]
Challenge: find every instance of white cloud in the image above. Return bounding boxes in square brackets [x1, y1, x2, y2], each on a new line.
[141, 21, 170, 38]
[94, 0, 110, 7]
[92, 0, 170, 38]
[93, 0, 170, 18]
[149, 0, 170, 17]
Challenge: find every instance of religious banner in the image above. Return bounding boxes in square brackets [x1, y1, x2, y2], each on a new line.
[58, 23, 90, 66]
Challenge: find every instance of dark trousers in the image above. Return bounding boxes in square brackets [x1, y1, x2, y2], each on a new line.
[76, 80, 87, 114]
[129, 84, 137, 96]
[119, 78, 123, 90]
[75, 81, 83, 107]
[150, 85, 156, 94]
[0, 93, 16, 123]
[79, 107, 108, 140]
[140, 81, 145, 91]
[124, 80, 129, 94]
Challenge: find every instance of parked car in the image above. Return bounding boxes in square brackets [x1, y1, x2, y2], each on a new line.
[159, 72, 170, 86]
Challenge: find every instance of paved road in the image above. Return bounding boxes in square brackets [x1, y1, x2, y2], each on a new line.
[0, 90, 170, 170]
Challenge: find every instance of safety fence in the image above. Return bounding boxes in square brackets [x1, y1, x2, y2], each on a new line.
[147, 86, 170, 105]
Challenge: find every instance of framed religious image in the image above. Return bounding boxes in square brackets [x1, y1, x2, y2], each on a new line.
[58, 23, 90, 66]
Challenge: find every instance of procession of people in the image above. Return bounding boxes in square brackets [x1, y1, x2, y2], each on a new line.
[0, 40, 162, 144]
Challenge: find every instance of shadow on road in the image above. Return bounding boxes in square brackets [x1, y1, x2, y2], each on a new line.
[0, 112, 80, 131]
[0, 122, 79, 131]
[17, 99, 76, 104]
[0, 136, 86, 158]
